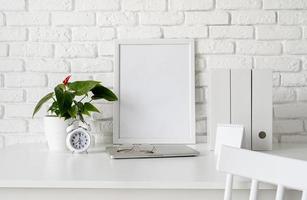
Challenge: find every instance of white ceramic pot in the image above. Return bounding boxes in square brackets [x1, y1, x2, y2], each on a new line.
[44, 116, 70, 151]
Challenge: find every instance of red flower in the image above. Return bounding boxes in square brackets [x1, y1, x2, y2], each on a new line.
[63, 75, 71, 85]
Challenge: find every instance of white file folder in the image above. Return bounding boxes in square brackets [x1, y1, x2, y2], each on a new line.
[208, 69, 272, 151]
[208, 69, 231, 150]
[252, 69, 272, 150]
[231, 69, 252, 149]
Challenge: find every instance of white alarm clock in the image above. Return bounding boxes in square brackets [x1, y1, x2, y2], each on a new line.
[66, 121, 91, 153]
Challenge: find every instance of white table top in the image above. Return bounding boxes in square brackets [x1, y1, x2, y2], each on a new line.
[0, 143, 306, 189]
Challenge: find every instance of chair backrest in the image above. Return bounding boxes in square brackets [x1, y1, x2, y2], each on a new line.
[217, 145, 307, 200]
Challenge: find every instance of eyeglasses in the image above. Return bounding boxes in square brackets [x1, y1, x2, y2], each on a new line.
[116, 145, 157, 154]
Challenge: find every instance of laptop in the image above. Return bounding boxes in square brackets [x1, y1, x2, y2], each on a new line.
[107, 145, 199, 159]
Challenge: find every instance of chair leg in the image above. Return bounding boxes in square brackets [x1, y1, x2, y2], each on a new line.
[301, 190, 307, 200]
[224, 174, 233, 200]
[249, 179, 259, 200]
[275, 185, 285, 200]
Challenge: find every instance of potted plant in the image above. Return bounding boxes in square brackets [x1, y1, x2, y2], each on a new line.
[32, 75, 118, 151]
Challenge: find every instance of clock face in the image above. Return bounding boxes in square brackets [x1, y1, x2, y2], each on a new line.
[67, 128, 91, 152]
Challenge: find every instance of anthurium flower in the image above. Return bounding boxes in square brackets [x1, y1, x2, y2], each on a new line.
[63, 75, 71, 85]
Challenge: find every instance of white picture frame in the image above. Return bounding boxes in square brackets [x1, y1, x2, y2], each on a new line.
[113, 39, 195, 144]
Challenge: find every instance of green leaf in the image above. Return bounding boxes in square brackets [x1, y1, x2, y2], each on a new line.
[48, 101, 58, 113]
[74, 101, 87, 117]
[54, 85, 64, 110]
[82, 109, 91, 116]
[78, 113, 85, 123]
[84, 102, 100, 113]
[68, 105, 78, 118]
[57, 83, 65, 90]
[75, 101, 84, 111]
[68, 80, 100, 96]
[63, 92, 74, 111]
[55, 85, 75, 118]
[91, 84, 118, 101]
[63, 113, 71, 120]
[48, 101, 60, 116]
[32, 92, 54, 117]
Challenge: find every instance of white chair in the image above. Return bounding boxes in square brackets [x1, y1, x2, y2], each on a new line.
[217, 145, 307, 200]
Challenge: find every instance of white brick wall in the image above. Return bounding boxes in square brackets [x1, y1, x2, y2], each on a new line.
[263, 0, 307, 9]
[256, 26, 301, 40]
[55, 44, 96, 58]
[140, 12, 184, 25]
[29, 28, 71, 42]
[255, 56, 300, 71]
[52, 12, 95, 26]
[72, 27, 115, 41]
[170, 0, 213, 10]
[185, 11, 229, 25]
[231, 11, 276, 24]
[164, 26, 208, 38]
[10, 43, 54, 57]
[0, 0, 25, 10]
[75, 0, 120, 11]
[97, 12, 137, 26]
[0, 28, 27, 41]
[236, 41, 282, 55]
[28, 0, 72, 11]
[216, 0, 261, 9]
[121, 0, 166, 11]
[0, 0, 307, 147]
[210, 26, 254, 39]
[25, 59, 69, 72]
[70, 58, 113, 72]
[6, 12, 49, 26]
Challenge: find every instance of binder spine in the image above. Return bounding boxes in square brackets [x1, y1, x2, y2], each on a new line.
[231, 69, 252, 150]
[208, 69, 231, 150]
[251, 69, 273, 150]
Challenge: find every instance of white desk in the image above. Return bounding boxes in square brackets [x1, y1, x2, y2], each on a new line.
[0, 143, 305, 200]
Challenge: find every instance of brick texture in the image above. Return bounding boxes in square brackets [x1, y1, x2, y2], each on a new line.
[29, 0, 72, 11]
[0, 0, 306, 146]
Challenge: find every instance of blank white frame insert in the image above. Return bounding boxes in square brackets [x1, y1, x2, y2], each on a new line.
[114, 39, 195, 144]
